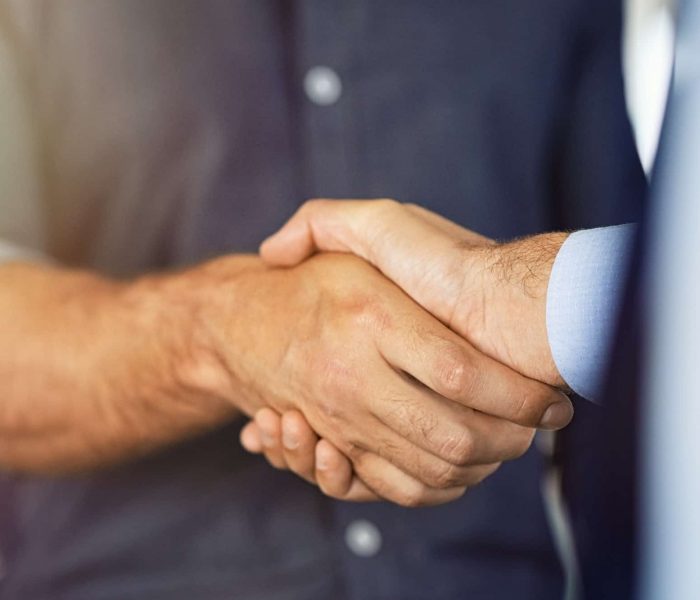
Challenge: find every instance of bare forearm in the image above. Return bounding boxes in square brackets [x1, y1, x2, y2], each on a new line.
[0, 261, 245, 474]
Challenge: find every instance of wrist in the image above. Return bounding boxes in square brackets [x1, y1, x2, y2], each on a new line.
[147, 255, 269, 415]
[463, 233, 569, 388]
[116, 262, 248, 420]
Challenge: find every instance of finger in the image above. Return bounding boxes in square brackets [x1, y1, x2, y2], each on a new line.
[315, 440, 381, 502]
[351, 449, 468, 508]
[351, 413, 507, 488]
[254, 408, 288, 470]
[280, 410, 319, 483]
[376, 315, 573, 429]
[240, 421, 264, 454]
[369, 370, 538, 466]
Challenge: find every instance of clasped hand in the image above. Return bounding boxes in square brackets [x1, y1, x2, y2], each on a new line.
[239, 200, 571, 506]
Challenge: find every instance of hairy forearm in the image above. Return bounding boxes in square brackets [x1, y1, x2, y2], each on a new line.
[462, 232, 569, 389]
[0, 260, 249, 474]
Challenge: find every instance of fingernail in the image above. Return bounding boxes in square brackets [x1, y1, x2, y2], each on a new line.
[260, 431, 274, 447]
[539, 400, 574, 430]
[282, 430, 299, 450]
[316, 455, 329, 471]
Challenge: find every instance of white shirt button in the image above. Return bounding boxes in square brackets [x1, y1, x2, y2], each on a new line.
[345, 519, 382, 557]
[304, 66, 342, 106]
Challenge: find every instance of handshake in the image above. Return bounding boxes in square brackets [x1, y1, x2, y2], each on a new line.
[231, 199, 572, 506]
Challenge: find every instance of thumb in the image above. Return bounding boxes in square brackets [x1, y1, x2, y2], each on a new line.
[259, 199, 376, 266]
[259, 210, 317, 266]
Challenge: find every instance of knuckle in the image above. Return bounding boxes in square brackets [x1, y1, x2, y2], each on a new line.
[436, 429, 475, 465]
[316, 358, 359, 413]
[511, 385, 549, 426]
[284, 420, 306, 443]
[342, 440, 365, 461]
[315, 393, 342, 422]
[396, 485, 430, 508]
[434, 347, 476, 400]
[429, 462, 464, 489]
[351, 297, 391, 332]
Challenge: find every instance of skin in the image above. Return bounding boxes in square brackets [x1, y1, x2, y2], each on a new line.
[0, 241, 569, 506]
[241, 199, 571, 501]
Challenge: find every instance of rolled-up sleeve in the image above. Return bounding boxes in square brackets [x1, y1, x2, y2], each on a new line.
[546, 224, 638, 401]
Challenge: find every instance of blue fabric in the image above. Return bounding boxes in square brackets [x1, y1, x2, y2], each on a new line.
[0, 1, 646, 599]
[546, 224, 637, 401]
[641, 1, 700, 597]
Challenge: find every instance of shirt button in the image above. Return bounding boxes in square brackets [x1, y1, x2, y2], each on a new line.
[304, 66, 342, 106]
[345, 519, 382, 557]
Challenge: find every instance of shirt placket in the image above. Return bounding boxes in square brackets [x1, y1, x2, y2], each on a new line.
[295, 0, 363, 199]
[295, 3, 405, 599]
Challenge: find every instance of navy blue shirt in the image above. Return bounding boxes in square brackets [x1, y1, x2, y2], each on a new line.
[0, 1, 645, 599]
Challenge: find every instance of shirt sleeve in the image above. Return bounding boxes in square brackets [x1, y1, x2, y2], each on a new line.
[545, 224, 638, 401]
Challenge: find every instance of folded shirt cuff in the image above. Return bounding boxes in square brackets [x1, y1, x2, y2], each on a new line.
[546, 224, 637, 401]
